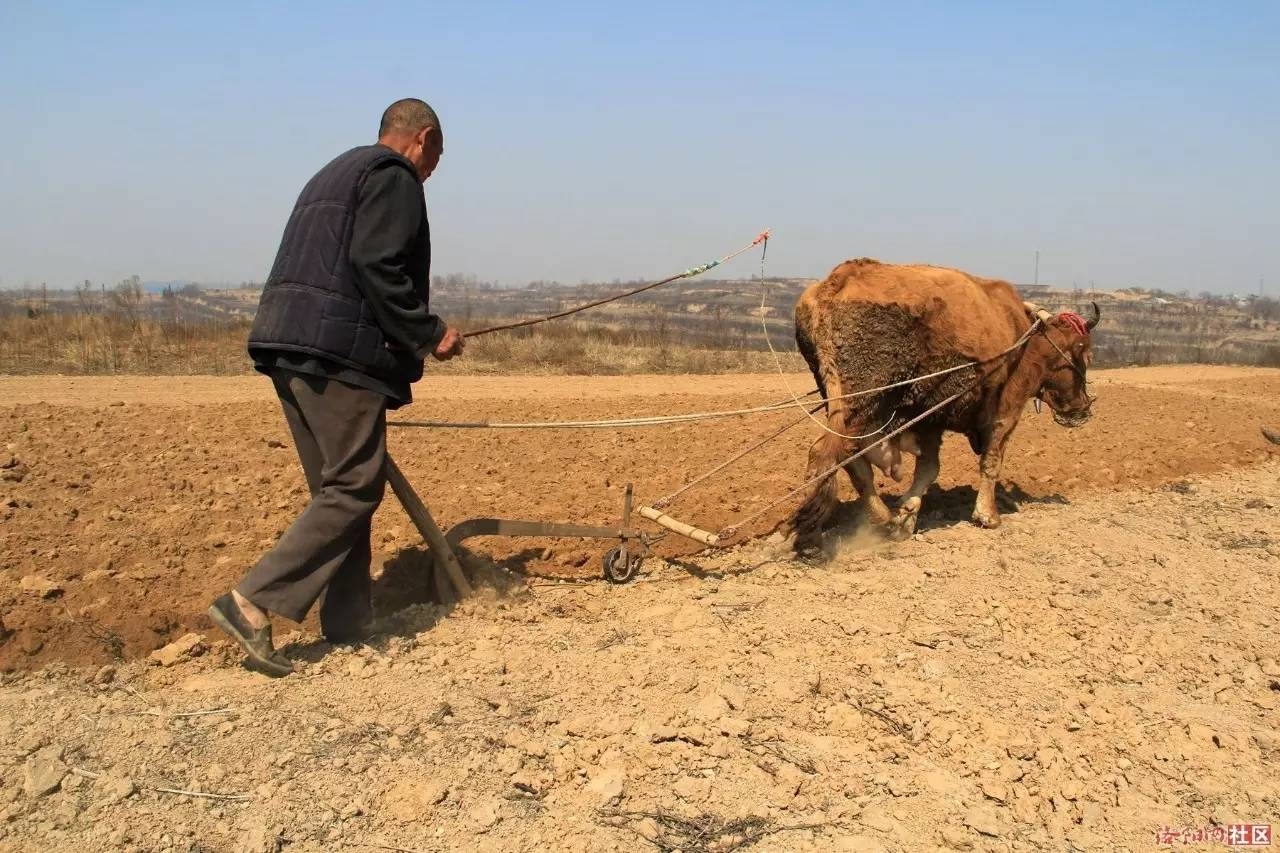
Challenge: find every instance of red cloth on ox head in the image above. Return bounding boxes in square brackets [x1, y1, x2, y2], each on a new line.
[1057, 312, 1089, 338]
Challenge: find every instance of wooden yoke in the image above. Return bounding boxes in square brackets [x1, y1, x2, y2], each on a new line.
[1023, 301, 1054, 323]
[638, 506, 721, 547]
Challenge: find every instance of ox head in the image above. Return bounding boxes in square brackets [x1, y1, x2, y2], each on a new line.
[1034, 302, 1099, 428]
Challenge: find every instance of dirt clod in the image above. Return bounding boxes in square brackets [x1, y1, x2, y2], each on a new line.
[586, 765, 625, 807]
[381, 779, 447, 823]
[19, 575, 62, 599]
[147, 632, 205, 666]
[939, 826, 975, 850]
[963, 804, 1005, 837]
[98, 775, 136, 804]
[22, 745, 66, 797]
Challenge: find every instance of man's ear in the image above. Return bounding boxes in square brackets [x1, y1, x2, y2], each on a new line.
[417, 126, 436, 149]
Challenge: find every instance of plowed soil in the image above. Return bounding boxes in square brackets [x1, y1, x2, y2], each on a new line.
[1, 367, 1280, 852]
[2, 366, 1278, 673]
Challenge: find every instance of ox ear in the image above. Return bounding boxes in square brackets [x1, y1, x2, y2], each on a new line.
[1085, 301, 1101, 331]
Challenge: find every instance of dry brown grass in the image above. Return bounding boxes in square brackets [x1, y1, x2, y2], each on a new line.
[439, 317, 807, 375]
[0, 311, 252, 375]
[0, 310, 807, 376]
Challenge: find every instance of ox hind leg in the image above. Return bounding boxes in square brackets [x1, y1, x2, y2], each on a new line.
[792, 408, 895, 556]
[791, 317, 853, 556]
[887, 427, 942, 540]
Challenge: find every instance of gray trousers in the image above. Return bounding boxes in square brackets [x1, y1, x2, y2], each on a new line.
[238, 369, 388, 624]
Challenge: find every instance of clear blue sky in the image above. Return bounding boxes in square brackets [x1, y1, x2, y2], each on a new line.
[1, 1, 1275, 294]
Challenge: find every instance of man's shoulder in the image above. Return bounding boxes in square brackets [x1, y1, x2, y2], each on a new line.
[313, 145, 413, 180]
[362, 157, 423, 199]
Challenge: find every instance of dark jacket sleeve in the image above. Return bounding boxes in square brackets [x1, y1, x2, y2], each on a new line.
[348, 165, 445, 358]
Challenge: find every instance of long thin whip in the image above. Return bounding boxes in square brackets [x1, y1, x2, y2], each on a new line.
[461, 229, 770, 338]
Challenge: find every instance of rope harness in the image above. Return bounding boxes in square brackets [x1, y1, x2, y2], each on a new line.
[1038, 312, 1093, 385]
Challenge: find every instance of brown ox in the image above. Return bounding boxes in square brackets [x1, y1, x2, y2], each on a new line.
[791, 258, 1098, 555]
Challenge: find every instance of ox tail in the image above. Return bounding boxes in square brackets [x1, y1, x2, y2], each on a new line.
[795, 314, 826, 404]
[790, 431, 846, 556]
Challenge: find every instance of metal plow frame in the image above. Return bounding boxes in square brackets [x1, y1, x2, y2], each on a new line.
[385, 453, 721, 603]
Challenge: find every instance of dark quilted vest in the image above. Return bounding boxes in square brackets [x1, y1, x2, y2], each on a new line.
[248, 145, 428, 385]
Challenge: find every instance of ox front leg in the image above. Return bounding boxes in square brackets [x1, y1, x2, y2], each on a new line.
[889, 428, 942, 540]
[973, 420, 1018, 529]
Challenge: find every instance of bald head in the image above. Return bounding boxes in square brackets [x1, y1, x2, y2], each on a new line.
[377, 98, 444, 182]
[379, 98, 440, 139]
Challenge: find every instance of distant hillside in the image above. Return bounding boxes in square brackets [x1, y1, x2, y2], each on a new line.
[2, 275, 1277, 370]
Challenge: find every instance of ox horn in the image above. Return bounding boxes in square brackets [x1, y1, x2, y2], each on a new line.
[1085, 301, 1101, 331]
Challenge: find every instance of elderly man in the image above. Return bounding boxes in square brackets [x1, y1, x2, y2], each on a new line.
[208, 98, 464, 676]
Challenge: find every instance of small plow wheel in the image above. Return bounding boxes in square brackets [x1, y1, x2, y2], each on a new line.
[603, 547, 642, 584]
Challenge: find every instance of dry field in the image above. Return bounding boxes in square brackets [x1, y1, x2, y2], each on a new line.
[0, 366, 1278, 852]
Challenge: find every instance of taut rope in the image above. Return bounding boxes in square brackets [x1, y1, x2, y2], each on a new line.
[717, 386, 972, 541]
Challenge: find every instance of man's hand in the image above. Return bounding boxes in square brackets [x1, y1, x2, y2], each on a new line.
[432, 325, 465, 361]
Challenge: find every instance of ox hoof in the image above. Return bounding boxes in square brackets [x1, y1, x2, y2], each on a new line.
[972, 510, 1002, 529]
[888, 498, 922, 541]
[794, 546, 830, 566]
[887, 517, 916, 541]
[795, 549, 830, 567]
[792, 533, 826, 562]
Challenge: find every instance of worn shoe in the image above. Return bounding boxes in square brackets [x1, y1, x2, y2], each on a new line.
[207, 593, 294, 678]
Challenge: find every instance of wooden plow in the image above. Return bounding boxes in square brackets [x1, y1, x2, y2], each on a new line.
[385, 454, 720, 603]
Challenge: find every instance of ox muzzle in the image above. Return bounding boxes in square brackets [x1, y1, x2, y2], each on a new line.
[1037, 392, 1095, 428]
